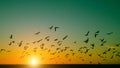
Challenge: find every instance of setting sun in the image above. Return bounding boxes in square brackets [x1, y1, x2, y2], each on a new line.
[31, 58, 37, 65]
[30, 57, 39, 65]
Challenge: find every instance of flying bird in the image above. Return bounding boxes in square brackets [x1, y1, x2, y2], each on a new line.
[54, 27, 59, 31]
[95, 31, 100, 34]
[8, 42, 12, 46]
[35, 32, 40, 35]
[91, 44, 95, 49]
[73, 41, 77, 44]
[94, 31, 100, 38]
[62, 35, 68, 40]
[49, 26, 53, 30]
[116, 43, 120, 47]
[84, 38, 89, 43]
[18, 41, 23, 47]
[95, 33, 98, 38]
[100, 38, 104, 42]
[110, 55, 114, 59]
[54, 38, 58, 41]
[9, 34, 13, 39]
[45, 36, 50, 39]
[24, 46, 29, 50]
[0, 49, 6, 52]
[85, 31, 90, 36]
[106, 32, 113, 35]
[51, 45, 55, 47]
[37, 39, 43, 43]
[100, 41, 107, 46]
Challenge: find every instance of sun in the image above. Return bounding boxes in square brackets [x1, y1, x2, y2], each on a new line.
[30, 57, 38, 65]
[31, 58, 37, 65]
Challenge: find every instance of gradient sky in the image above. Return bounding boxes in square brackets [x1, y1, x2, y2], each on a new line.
[0, 0, 120, 64]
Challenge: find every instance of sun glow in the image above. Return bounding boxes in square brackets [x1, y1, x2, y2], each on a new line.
[30, 57, 39, 65]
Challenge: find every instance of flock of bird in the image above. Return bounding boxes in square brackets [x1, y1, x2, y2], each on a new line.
[0, 25, 120, 64]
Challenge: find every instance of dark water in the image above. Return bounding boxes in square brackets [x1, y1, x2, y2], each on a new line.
[0, 64, 119, 68]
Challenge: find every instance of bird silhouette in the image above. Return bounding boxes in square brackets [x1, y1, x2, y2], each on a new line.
[8, 42, 12, 46]
[9, 34, 13, 39]
[35, 32, 40, 35]
[94, 31, 100, 38]
[18, 41, 23, 47]
[107, 32, 113, 35]
[110, 55, 114, 59]
[12, 41, 15, 43]
[100, 38, 104, 42]
[89, 54, 92, 57]
[51, 45, 55, 47]
[73, 41, 77, 44]
[0, 49, 6, 52]
[107, 48, 111, 51]
[54, 27, 59, 31]
[91, 44, 95, 49]
[24, 46, 29, 50]
[85, 31, 90, 36]
[45, 36, 50, 39]
[54, 38, 58, 41]
[37, 39, 43, 43]
[62, 35, 68, 40]
[49, 26, 53, 30]
[103, 51, 107, 54]
[100, 41, 107, 46]
[95, 33, 98, 38]
[84, 38, 89, 43]
[116, 43, 120, 47]
[95, 31, 100, 34]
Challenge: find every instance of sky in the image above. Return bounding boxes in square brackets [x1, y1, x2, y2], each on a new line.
[0, 0, 120, 64]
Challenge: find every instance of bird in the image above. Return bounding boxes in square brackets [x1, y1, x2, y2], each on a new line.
[95, 31, 100, 34]
[56, 48, 60, 50]
[72, 53, 75, 56]
[84, 38, 89, 43]
[100, 41, 107, 46]
[24, 46, 29, 50]
[107, 48, 111, 51]
[95, 33, 98, 38]
[37, 39, 43, 43]
[0, 49, 6, 52]
[57, 41, 62, 44]
[65, 54, 69, 58]
[106, 32, 113, 35]
[12, 41, 15, 43]
[85, 31, 90, 36]
[54, 27, 59, 31]
[91, 44, 95, 49]
[62, 35, 68, 40]
[54, 38, 58, 41]
[89, 54, 92, 57]
[49, 26, 53, 30]
[100, 38, 104, 42]
[35, 32, 40, 35]
[103, 51, 107, 54]
[73, 41, 77, 44]
[45, 36, 50, 39]
[51, 45, 55, 47]
[110, 55, 114, 59]
[18, 41, 23, 47]
[116, 43, 120, 47]
[84, 49, 89, 54]
[9, 34, 13, 39]
[8, 42, 12, 46]
[70, 49, 73, 52]
[94, 31, 100, 38]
